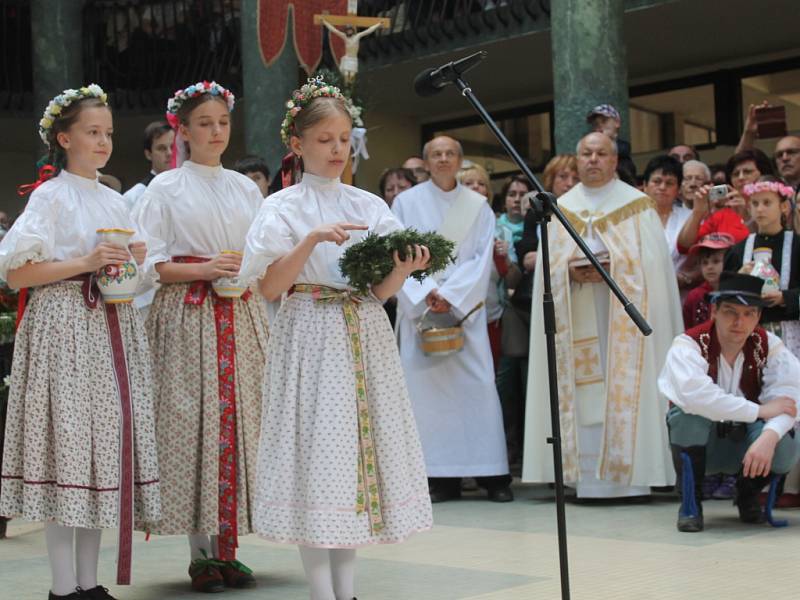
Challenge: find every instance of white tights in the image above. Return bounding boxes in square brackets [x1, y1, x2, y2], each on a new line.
[45, 523, 102, 596]
[187, 534, 220, 560]
[298, 546, 356, 600]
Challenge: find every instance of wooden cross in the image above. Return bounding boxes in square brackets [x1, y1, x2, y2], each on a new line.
[312, 1, 389, 185]
[313, 1, 390, 30]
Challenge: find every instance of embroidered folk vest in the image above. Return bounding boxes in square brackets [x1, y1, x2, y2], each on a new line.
[686, 320, 768, 404]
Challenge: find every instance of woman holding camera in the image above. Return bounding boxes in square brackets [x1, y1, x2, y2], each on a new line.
[674, 154, 768, 254]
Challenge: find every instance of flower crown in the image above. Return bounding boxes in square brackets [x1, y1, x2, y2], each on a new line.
[743, 180, 796, 200]
[39, 84, 108, 146]
[166, 81, 235, 118]
[280, 76, 364, 146]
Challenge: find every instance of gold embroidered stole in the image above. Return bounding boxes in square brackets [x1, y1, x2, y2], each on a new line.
[549, 190, 654, 484]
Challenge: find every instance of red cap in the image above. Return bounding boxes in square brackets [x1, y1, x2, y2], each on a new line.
[688, 232, 735, 256]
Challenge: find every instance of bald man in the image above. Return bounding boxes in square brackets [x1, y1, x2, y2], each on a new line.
[392, 135, 512, 503]
[522, 132, 683, 499]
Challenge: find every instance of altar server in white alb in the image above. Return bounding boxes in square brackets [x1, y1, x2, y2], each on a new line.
[522, 132, 684, 499]
[392, 135, 513, 503]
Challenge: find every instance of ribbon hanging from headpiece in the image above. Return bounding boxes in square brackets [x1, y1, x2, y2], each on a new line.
[350, 127, 369, 174]
[165, 112, 187, 169]
[17, 165, 57, 197]
[280, 152, 304, 189]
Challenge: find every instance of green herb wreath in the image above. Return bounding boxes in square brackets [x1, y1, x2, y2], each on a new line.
[339, 229, 455, 294]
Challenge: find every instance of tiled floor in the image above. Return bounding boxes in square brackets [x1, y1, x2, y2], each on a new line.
[1, 483, 797, 599]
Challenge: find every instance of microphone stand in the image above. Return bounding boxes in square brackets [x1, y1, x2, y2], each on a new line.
[430, 63, 652, 600]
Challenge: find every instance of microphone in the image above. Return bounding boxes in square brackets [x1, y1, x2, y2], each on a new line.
[413, 51, 487, 97]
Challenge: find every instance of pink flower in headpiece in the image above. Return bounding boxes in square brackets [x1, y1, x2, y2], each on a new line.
[743, 181, 795, 200]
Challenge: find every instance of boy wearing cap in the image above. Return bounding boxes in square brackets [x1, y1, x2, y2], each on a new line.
[659, 273, 800, 532]
[683, 233, 735, 329]
[586, 103, 637, 181]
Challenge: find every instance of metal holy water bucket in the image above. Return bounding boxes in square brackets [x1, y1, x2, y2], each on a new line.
[417, 301, 484, 357]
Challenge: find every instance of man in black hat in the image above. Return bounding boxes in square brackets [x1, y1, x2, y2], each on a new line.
[658, 272, 800, 532]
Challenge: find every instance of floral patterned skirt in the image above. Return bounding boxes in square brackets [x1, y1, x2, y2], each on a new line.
[0, 282, 160, 528]
[254, 292, 432, 547]
[144, 283, 268, 538]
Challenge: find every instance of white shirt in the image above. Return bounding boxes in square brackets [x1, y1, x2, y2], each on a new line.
[0, 170, 137, 282]
[658, 331, 800, 438]
[663, 205, 692, 271]
[240, 172, 402, 288]
[133, 160, 263, 283]
[122, 169, 157, 212]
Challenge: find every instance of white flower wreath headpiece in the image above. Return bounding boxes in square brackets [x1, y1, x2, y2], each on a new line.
[280, 77, 364, 146]
[39, 84, 108, 146]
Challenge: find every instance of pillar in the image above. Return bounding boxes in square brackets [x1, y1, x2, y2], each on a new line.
[30, 0, 83, 117]
[241, 0, 300, 175]
[550, 0, 630, 154]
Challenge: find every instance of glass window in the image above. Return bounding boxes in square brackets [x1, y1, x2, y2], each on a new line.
[741, 68, 800, 136]
[433, 112, 552, 179]
[629, 84, 716, 153]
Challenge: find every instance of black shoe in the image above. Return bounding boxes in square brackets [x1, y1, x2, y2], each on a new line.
[677, 505, 704, 532]
[429, 488, 461, 503]
[487, 487, 514, 502]
[48, 590, 86, 600]
[621, 495, 652, 505]
[82, 586, 117, 600]
[736, 475, 768, 524]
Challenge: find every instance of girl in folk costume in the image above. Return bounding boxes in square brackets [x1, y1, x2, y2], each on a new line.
[724, 176, 800, 355]
[0, 86, 160, 600]
[239, 78, 433, 600]
[132, 82, 268, 593]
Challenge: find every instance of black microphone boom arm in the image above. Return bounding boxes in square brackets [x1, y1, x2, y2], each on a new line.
[413, 51, 488, 97]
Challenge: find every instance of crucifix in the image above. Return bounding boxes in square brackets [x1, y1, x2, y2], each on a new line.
[314, 0, 390, 86]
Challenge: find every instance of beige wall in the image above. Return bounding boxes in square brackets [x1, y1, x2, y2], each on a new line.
[352, 110, 421, 197]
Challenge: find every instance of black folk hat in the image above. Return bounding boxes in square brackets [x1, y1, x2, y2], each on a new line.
[707, 272, 769, 307]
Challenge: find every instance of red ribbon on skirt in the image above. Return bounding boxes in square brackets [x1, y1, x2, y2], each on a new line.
[172, 256, 248, 561]
[64, 274, 135, 585]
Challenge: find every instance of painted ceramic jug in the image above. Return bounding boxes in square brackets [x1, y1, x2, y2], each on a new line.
[211, 250, 247, 298]
[750, 247, 780, 294]
[96, 228, 139, 303]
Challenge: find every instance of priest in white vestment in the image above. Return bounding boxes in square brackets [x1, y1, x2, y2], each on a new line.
[392, 136, 512, 503]
[522, 132, 683, 498]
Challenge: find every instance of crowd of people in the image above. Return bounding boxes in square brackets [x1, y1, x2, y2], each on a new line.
[375, 104, 800, 523]
[0, 77, 799, 600]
